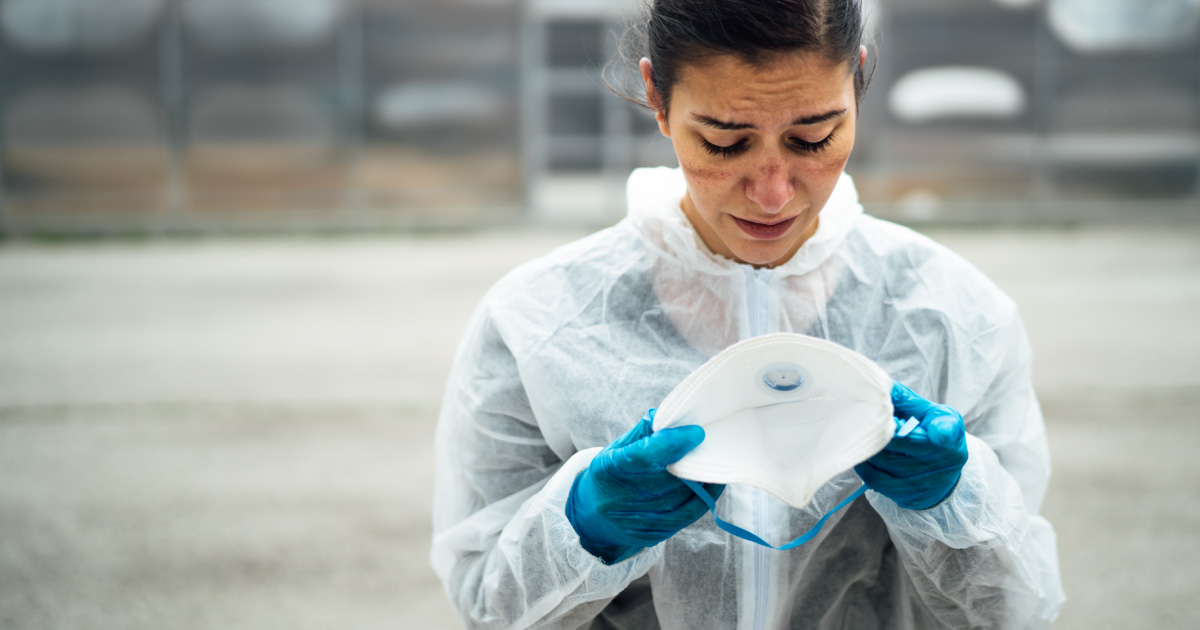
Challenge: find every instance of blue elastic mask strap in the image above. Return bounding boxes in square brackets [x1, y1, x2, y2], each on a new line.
[683, 416, 920, 550]
[681, 479, 866, 550]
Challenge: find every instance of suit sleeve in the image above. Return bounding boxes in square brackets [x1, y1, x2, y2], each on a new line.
[430, 303, 659, 629]
[866, 314, 1067, 629]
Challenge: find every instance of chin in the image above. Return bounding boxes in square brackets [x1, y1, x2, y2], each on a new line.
[732, 243, 791, 268]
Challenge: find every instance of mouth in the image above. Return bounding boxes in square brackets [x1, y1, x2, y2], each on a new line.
[732, 215, 798, 240]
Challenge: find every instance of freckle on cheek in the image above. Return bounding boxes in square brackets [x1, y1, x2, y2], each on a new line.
[804, 153, 851, 179]
[681, 162, 734, 183]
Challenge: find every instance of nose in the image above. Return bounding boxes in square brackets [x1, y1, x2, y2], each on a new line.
[744, 156, 795, 216]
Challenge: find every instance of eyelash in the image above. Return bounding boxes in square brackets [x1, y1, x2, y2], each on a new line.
[791, 133, 836, 154]
[699, 138, 749, 158]
[698, 133, 836, 158]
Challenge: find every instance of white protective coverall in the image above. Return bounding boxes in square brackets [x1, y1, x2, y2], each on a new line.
[431, 167, 1066, 629]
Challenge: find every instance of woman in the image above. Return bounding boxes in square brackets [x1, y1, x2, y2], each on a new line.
[431, 1, 1065, 628]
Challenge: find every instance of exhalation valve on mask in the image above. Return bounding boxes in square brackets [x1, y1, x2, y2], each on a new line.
[652, 333, 909, 550]
[762, 365, 804, 392]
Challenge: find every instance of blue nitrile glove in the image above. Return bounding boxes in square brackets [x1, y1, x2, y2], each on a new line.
[565, 410, 725, 564]
[855, 382, 969, 510]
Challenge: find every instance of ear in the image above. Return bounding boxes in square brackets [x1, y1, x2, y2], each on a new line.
[858, 45, 867, 68]
[640, 57, 671, 138]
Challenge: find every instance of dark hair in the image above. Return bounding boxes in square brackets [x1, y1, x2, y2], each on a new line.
[607, 0, 874, 114]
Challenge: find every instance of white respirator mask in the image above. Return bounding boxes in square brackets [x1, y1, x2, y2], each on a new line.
[652, 333, 913, 549]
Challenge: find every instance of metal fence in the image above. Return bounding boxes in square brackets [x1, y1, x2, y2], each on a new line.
[0, 0, 1197, 235]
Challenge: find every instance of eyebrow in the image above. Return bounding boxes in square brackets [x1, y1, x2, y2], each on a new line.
[692, 109, 848, 130]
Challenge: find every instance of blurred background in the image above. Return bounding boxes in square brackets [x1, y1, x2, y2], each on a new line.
[0, 0, 1197, 233]
[0, 0, 1198, 629]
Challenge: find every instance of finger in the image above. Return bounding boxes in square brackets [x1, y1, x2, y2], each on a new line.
[884, 408, 964, 457]
[609, 417, 655, 450]
[617, 425, 705, 473]
[854, 460, 893, 488]
[606, 485, 698, 516]
[682, 493, 717, 520]
[922, 411, 966, 450]
[890, 381, 935, 421]
[643, 493, 716, 525]
[861, 450, 923, 478]
[701, 482, 725, 502]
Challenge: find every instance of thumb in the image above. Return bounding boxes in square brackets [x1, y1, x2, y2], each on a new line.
[608, 416, 654, 449]
[616, 425, 705, 473]
[890, 381, 935, 421]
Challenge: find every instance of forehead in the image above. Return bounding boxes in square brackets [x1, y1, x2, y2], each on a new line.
[672, 51, 855, 125]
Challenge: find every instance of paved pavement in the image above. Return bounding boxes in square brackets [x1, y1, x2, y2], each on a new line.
[1, 227, 1197, 629]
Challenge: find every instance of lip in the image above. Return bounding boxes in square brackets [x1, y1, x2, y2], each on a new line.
[732, 215, 798, 240]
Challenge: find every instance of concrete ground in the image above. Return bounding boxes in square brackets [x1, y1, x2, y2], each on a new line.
[0, 226, 1197, 629]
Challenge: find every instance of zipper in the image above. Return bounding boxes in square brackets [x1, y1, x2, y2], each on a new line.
[744, 266, 772, 630]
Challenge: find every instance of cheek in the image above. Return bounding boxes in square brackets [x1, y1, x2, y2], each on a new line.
[805, 152, 850, 181]
[799, 133, 856, 188]
[679, 162, 737, 191]
[674, 144, 740, 193]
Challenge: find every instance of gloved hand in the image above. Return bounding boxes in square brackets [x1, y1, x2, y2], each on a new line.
[565, 410, 724, 564]
[855, 382, 969, 510]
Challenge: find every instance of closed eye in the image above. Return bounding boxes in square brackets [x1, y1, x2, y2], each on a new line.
[790, 132, 835, 154]
[699, 137, 749, 158]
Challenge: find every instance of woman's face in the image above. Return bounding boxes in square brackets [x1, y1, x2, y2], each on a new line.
[643, 50, 862, 268]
